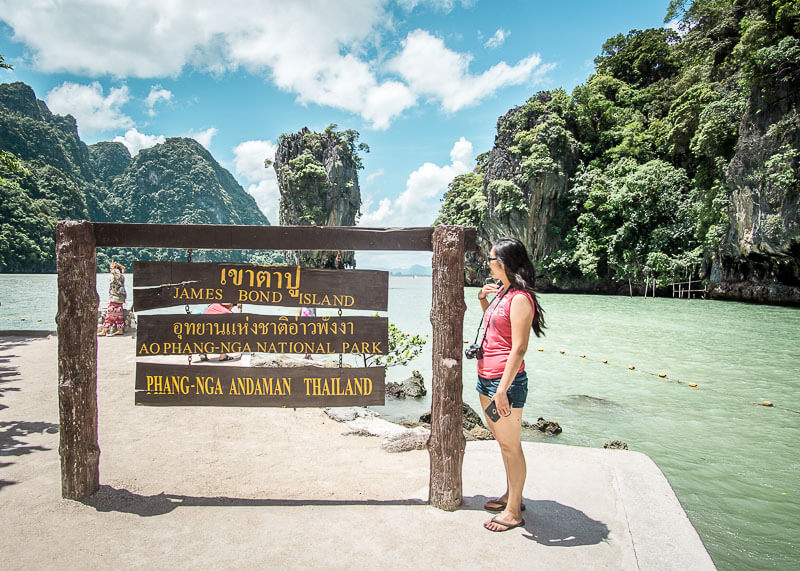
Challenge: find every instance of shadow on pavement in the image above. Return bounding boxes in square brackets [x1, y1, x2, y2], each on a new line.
[0, 420, 58, 456]
[82, 485, 427, 517]
[464, 495, 609, 546]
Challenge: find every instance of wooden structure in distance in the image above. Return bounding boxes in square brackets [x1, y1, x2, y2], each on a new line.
[56, 221, 476, 509]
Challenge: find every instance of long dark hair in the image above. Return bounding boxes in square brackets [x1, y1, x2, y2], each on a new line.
[493, 237, 546, 337]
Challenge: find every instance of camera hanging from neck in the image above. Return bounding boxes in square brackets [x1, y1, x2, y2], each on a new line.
[465, 287, 507, 359]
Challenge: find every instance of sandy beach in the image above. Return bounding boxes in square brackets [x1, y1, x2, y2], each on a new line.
[1, 333, 713, 569]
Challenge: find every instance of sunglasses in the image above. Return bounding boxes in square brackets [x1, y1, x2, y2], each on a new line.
[487, 256, 498, 262]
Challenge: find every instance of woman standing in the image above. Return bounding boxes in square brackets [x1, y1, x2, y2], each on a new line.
[476, 237, 545, 532]
[99, 261, 127, 336]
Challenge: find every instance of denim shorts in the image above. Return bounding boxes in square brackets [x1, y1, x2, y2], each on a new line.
[476, 370, 528, 408]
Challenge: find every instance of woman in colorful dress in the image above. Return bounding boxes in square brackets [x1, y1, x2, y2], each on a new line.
[99, 261, 127, 336]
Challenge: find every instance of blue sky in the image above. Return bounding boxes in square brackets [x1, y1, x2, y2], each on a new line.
[0, 0, 671, 267]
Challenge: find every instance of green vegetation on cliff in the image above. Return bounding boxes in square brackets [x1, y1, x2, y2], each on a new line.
[0, 80, 276, 273]
[274, 124, 366, 268]
[438, 0, 800, 300]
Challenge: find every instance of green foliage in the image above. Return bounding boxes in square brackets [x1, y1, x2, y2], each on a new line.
[594, 28, 680, 87]
[764, 143, 800, 192]
[323, 123, 370, 169]
[360, 319, 427, 370]
[435, 171, 486, 227]
[488, 180, 528, 217]
[545, 159, 698, 285]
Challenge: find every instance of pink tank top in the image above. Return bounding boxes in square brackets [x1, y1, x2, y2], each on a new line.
[477, 288, 535, 379]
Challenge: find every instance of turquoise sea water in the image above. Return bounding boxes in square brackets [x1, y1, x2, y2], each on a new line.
[1, 273, 799, 569]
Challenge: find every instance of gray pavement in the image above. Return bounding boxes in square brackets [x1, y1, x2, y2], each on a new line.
[1, 334, 715, 569]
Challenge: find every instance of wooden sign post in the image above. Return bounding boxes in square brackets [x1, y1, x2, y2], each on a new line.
[55, 222, 476, 510]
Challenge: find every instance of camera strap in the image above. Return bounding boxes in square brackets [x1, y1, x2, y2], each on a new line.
[473, 288, 507, 348]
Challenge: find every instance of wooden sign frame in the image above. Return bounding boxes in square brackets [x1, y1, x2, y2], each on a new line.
[56, 222, 474, 510]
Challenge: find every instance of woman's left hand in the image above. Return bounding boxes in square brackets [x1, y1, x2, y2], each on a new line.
[494, 391, 511, 417]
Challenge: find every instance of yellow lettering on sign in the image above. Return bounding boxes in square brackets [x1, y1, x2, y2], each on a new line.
[238, 290, 284, 304]
[195, 376, 221, 395]
[299, 377, 374, 397]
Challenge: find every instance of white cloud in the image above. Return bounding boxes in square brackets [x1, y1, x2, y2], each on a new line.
[0, 0, 411, 128]
[397, 0, 473, 12]
[358, 137, 473, 227]
[144, 85, 173, 116]
[113, 128, 165, 156]
[186, 127, 218, 149]
[45, 81, 133, 135]
[387, 29, 543, 112]
[233, 139, 279, 222]
[359, 196, 393, 226]
[365, 168, 385, 185]
[484, 29, 508, 49]
[0, 1, 545, 128]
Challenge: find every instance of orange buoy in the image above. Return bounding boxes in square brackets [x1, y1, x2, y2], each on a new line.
[627, 365, 635, 370]
[580, 354, 586, 358]
[689, 383, 698, 388]
[601, 359, 608, 364]
[537, 347, 544, 352]
[658, 372, 667, 378]
[559, 350, 565, 354]
[761, 401, 774, 407]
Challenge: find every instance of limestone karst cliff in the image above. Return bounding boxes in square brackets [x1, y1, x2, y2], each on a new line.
[437, 0, 799, 304]
[273, 125, 366, 268]
[0, 81, 273, 272]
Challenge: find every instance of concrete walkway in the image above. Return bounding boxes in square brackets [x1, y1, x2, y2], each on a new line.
[1, 334, 715, 569]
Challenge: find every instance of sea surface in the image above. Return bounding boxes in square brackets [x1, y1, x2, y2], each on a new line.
[1, 273, 799, 569]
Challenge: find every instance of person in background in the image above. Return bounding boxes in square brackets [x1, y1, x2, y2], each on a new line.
[475, 237, 546, 532]
[199, 302, 242, 361]
[98, 261, 127, 336]
[298, 306, 316, 359]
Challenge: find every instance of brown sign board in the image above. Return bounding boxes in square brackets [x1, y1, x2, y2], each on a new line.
[133, 262, 389, 311]
[136, 314, 388, 356]
[135, 362, 385, 406]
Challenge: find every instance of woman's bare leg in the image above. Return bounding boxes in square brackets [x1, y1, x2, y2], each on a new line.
[479, 393, 526, 530]
[479, 393, 510, 505]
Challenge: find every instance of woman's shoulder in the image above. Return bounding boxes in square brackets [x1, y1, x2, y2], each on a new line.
[508, 289, 534, 310]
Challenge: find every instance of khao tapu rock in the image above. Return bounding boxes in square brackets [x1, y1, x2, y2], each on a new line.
[273, 125, 365, 268]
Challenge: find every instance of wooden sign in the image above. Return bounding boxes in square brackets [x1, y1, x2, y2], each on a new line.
[136, 314, 388, 356]
[135, 362, 385, 406]
[133, 262, 389, 311]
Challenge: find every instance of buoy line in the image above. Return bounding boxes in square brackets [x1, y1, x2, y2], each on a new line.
[534, 347, 800, 416]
